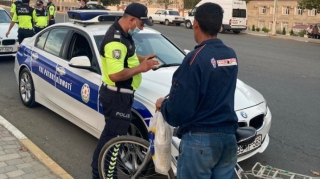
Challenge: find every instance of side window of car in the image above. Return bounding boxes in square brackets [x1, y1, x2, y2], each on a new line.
[155, 10, 161, 14]
[43, 28, 69, 57]
[35, 30, 50, 49]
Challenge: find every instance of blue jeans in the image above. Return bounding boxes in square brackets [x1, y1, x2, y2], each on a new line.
[177, 132, 237, 179]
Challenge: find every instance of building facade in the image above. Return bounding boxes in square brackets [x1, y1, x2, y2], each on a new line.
[247, 0, 320, 32]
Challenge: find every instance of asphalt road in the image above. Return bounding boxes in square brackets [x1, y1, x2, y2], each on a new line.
[1, 10, 320, 179]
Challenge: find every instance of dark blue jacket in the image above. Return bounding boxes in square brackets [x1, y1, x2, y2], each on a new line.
[161, 38, 239, 138]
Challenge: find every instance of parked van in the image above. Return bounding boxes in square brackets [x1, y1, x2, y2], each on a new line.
[184, 0, 247, 34]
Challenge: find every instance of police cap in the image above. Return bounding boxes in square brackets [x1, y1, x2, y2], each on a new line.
[124, 3, 153, 26]
[36, 0, 43, 6]
[22, 0, 30, 3]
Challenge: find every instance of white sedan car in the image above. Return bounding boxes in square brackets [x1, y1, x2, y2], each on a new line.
[0, 7, 19, 57]
[14, 10, 271, 174]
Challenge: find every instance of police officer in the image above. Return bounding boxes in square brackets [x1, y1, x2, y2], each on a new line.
[156, 3, 239, 179]
[90, 3, 158, 179]
[34, 0, 48, 33]
[5, 0, 36, 44]
[78, 0, 89, 9]
[10, 0, 22, 17]
[45, 0, 55, 26]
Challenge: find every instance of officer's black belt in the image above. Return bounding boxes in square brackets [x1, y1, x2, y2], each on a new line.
[35, 25, 46, 28]
[19, 27, 33, 30]
[102, 82, 134, 94]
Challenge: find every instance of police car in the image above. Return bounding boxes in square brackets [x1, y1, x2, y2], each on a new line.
[14, 10, 272, 173]
[0, 7, 18, 57]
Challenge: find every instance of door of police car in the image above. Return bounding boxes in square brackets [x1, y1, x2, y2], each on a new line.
[54, 29, 102, 132]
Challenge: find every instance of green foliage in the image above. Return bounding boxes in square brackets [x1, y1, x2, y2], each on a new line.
[157, 0, 178, 9]
[252, 24, 255, 31]
[298, 0, 320, 12]
[290, 29, 294, 36]
[256, 27, 260, 32]
[282, 27, 286, 35]
[183, 0, 200, 9]
[299, 29, 307, 37]
[262, 27, 270, 33]
[101, 0, 120, 5]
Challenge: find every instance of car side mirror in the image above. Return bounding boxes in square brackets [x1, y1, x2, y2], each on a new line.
[69, 56, 91, 69]
[188, 12, 192, 16]
[184, 49, 191, 55]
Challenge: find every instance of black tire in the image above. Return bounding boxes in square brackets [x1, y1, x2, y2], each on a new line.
[98, 136, 175, 179]
[149, 17, 153, 23]
[220, 26, 226, 33]
[129, 114, 148, 140]
[19, 68, 37, 107]
[175, 23, 181, 26]
[185, 20, 192, 29]
[165, 19, 170, 26]
[233, 30, 241, 34]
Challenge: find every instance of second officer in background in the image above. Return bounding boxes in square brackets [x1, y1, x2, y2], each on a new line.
[5, 0, 36, 44]
[46, 0, 56, 26]
[34, 0, 48, 33]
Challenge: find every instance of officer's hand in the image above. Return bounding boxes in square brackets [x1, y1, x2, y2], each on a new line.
[155, 98, 165, 111]
[5, 31, 9, 38]
[139, 57, 159, 72]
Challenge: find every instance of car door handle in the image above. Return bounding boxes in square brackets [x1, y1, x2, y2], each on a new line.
[56, 67, 66, 75]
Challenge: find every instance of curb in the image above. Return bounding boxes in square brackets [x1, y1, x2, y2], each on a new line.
[0, 115, 74, 179]
[245, 32, 320, 44]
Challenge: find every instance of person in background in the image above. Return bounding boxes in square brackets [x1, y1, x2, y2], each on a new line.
[79, 0, 89, 9]
[45, 0, 56, 26]
[156, 2, 239, 179]
[34, 0, 48, 33]
[10, 0, 22, 17]
[6, 0, 36, 44]
[312, 24, 319, 39]
[306, 25, 313, 38]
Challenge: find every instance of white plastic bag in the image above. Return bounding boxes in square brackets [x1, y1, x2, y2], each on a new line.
[148, 111, 173, 175]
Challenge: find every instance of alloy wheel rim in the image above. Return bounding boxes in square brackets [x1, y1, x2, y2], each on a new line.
[20, 72, 32, 103]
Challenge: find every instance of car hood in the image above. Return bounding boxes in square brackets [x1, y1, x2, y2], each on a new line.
[0, 23, 18, 39]
[136, 67, 265, 111]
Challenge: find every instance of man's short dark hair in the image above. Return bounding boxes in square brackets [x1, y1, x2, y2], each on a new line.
[195, 2, 223, 36]
[22, 0, 30, 3]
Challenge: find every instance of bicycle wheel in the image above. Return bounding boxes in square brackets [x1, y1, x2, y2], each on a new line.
[98, 135, 175, 179]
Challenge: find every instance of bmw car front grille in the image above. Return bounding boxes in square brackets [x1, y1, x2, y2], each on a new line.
[2, 39, 16, 45]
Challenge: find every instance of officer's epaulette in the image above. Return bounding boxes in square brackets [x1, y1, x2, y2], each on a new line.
[113, 30, 121, 42]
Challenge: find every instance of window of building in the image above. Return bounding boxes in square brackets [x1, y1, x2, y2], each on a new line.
[281, 22, 289, 31]
[282, 6, 290, 15]
[260, 6, 266, 14]
[308, 9, 317, 16]
[296, 8, 303, 15]
[270, 6, 274, 14]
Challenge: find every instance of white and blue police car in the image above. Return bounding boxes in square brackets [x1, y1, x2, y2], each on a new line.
[13, 10, 272, 174]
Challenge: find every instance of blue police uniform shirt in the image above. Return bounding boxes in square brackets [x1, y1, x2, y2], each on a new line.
[161, 38, 239, 138]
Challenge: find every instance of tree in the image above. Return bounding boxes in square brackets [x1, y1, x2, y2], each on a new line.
[183, 0, 200, 9]
[157, 0, 176, 9]
[298, 0, 320, 12]
[101, 0, 120, 5]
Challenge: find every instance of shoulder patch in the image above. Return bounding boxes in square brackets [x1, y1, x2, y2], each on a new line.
[217, 58, 237, 67]
[112, 49, 121, 59]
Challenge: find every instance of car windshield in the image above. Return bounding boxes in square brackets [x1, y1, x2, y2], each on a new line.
[169, 11, 179, 15]
[0, 10, 11, 23]
[94, 33, 185, 65]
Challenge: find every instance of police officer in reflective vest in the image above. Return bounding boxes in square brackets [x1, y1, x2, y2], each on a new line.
[90, 3, 158, 179]
[10, 0, 22, 17]
[34, 0, 48, 33]
[46, 0, 55, 26]
[5, 0, 36, 44]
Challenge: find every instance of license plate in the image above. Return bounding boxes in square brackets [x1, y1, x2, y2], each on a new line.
[233, 20, 238, 24]
[238, 134, 262, 155]
[0, 47, 13, 52]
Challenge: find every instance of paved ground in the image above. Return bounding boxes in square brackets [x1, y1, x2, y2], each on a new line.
[1, 6, 320, 179]
[0, 124, 61, 179]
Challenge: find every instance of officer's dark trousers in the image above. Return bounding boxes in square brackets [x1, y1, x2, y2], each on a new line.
[48, 19, 55, 26]
[34, 26, 46, 34]
[91, 85, 133, 179]
[17, 29, 35, 44]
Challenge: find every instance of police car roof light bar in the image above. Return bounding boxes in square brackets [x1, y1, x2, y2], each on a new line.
[67, 10, 124, 25]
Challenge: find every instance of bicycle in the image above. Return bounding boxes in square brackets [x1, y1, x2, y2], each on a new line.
[98, 135, 175, 179]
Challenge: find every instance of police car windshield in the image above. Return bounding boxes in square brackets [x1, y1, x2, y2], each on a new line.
[0, 10, 11, 23]
[94, 33, 184, 65]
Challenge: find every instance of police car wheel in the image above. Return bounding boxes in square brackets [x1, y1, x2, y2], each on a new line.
[19, 68, 37, 108]
[128, 114, 148, 140]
